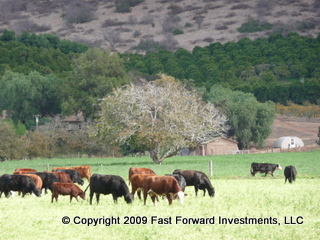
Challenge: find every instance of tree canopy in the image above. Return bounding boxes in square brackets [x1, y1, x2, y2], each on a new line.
[61, 48, 131, 120]
[204, 84, 276, 149]
[92, 74, 228, 163]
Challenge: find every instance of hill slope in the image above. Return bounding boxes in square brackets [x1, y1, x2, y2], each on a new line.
[1, 0, 319, 53]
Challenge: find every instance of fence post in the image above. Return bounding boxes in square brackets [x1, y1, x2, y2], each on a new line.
[209, 161, 213, 176]
[46, 164, 49, 171]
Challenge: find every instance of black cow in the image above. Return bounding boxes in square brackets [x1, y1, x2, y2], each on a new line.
[32, 172, 59, 194]
[251, 162, 282, 177]
[87, 174, 133, 204]
[284, 165, 297, 184]
[173, 169, 215, 197]
[56, 169, 84, 186]
[165, 174, 186, 192]
[0, 174, 41, 197]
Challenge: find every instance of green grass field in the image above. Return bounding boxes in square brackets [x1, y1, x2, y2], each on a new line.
[0, 151, 319, 239]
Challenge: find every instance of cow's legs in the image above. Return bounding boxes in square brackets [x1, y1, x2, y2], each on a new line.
[96, 193, 100, 204]
[194, 186, 199, 197]
[112, 194, 118, 204]
[143, 189, 148, 205]
[166, 194, 173, 205]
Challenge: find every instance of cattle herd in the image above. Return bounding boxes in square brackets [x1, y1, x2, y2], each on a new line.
[0, 162, 297, 205]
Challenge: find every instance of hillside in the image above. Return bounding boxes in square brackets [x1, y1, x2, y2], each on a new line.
[264, 115, 319, 149]
[1, 0, 319, 53]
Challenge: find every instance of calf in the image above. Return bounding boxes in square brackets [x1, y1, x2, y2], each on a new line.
[284, 165, 297, 184]
[251, 162, 282, 177]
[173, 169, 215, 197]
[0, 174, 41, 197]
[87, 174, 132, 204]
[142, 175, 184, 205]
[129, 174, 157, 200]
[51, 182, 86, 203]
[56, 169, 84, 186]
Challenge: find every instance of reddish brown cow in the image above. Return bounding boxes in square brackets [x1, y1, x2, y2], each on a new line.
[52, 165, 91, 182]
[13, 168, 37, 174]
[44, 171, 73, 183]
[128, 167, 156, 183]
[142, 175, 185, 206]
[129, 174, 156, 200]
[51, 182, 86, 203]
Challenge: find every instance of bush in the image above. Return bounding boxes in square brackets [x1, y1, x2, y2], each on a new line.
[237, 18, 273, 33]
[64, 1, 96, 24]
[172, 29, 184, 35]
[297, 21, 316, 32]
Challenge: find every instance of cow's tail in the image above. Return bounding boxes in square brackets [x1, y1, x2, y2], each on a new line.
[290, 166, 294, 183]
[84, 182, 91, 194]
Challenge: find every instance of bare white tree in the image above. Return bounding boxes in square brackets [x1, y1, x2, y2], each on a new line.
[92, 75, 228, 163]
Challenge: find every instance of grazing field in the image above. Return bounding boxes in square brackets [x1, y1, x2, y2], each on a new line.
[0, 151, 319, 239]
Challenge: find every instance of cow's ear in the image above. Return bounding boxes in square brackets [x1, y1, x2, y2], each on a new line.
[184, 193, 188, 196]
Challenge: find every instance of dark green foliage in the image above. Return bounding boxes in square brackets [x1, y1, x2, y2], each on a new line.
[173, 29, 184, 35]
[61, 48, 131, 120]
[0, 121, 23, 161]
[0, 71, 63, 129]
[121, 33, 320, 105]
[237, 18, 273, 33]
[205, 85, 276, 149]
[0, 29, 16, 42]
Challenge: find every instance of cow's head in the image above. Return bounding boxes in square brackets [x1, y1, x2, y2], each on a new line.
[176, 191, 185, 204]
[77, 178, 85, 186]
[79, 191, 86, 200]
[276, 164, 282, 170]
[124, 193, 133, 204]
[208, 187, 215, 197]
[33, 188, 41, 197]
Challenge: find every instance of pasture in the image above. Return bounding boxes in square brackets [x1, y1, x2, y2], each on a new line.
[0, 151, 319, 239]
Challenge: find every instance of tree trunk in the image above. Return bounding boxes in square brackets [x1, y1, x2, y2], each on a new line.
[149, 150, 163, 164]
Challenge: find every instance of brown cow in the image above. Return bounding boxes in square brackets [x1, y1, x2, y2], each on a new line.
[52, 165, 91, 181]
[128, 167, 156, 183]
[129, 174, 157, 200]
[51, 182, 86, 203]
[13, 168, 37, 174]
[44, 171, 73, 183]
[23, 174, 43, 191]
[142, 175, 184, 205]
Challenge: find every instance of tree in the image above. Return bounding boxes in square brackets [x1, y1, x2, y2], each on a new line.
[205, 85, 276, 149]
[92, 74, 228, 164]
[0, 121, 24, 161]
[0, 70, 62, 129]
[61, 48, 131, 120]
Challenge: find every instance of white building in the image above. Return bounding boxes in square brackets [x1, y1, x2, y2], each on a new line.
[273, 136, 304, 149]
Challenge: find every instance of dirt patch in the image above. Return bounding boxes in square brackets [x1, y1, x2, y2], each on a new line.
[264, 114, 320, 148]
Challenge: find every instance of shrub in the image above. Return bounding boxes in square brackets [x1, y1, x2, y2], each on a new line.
[64, 1, 96, 24]
[172, 29, 184, 35]
[133, 30, 141, 37]
[237, 18, 273, 33]
[297, 21, 316, 32]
